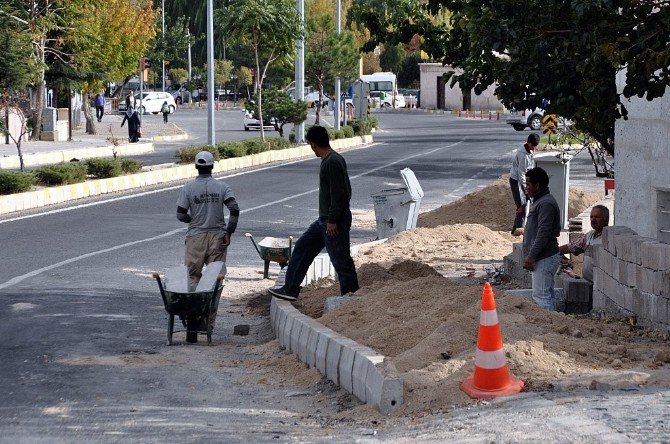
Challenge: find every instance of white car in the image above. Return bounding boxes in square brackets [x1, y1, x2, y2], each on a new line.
[136, 91, 176, 115]
[243, 110, 276, 131]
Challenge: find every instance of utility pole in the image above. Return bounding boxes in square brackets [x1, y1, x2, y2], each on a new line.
[295, 0, 305, 143]
[334, 0, 341, 130]
[206, 0, 215, 145]
[187, 28, 192, 81]
[162, 0, 166, 92]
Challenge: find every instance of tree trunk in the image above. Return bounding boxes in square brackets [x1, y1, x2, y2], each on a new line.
[82, 93, 96, 135]
[31, 71, 45, 141]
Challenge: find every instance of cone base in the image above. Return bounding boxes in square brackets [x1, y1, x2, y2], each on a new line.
[460, 373, 524, 399]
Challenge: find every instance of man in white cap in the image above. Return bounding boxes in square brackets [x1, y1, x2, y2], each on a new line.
[176, 151, 240, 287]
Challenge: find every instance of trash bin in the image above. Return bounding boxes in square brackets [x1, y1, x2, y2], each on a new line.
[371, 168, 424, 239]
[533, 151, 573, 229]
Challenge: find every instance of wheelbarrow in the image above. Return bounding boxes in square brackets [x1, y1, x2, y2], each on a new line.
[152, 261, 226, 345]
[245, 232, 293, 279]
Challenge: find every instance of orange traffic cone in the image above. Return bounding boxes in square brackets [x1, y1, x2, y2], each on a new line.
[460, 282, 524, 399]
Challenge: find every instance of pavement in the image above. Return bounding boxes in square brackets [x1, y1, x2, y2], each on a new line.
[0, 113, 187, 169]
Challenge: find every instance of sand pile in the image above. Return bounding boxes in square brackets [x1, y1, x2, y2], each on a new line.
[418, 175, 602, 231]
[297, 262, 670, 414]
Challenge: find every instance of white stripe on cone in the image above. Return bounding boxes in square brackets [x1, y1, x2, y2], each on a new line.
[479, 309, 498, 326]
[475, 348, 507, 370]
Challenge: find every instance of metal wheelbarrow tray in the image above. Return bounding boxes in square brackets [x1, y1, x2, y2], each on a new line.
[152, 262, 225, 345]
[245, 232, 293, 278]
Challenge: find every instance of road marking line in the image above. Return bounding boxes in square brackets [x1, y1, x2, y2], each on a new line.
[0, 139, 464, 290]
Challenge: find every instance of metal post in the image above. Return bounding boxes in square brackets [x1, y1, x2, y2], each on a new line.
[206, 0, 215, 145]
[334, 0, 341, 130]
[139, 58, 143, 125]
[162, 0, 165, 92]
[187, 28, 192, 81]
[294, 0, 305, 143]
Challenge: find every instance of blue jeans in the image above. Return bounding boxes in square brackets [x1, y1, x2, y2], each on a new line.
[283, 214, 359, 297]
[532, 253, 561, 311]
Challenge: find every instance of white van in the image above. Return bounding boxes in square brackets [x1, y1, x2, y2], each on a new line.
[136, 92, 176, 115]
[360, 72, 405, 108]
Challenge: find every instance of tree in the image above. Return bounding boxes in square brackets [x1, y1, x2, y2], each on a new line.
[350, 0, 670, 156]
[397, 54, 421, 88]
[379, 43, 405, 74]
[247, 88, 307, 137]
[148, 14, 197, 83]
[305, 13, 360, 125]
[221, 0, 304, 140]
[0, 9, 38, 170]
[236, 66, 254, 100]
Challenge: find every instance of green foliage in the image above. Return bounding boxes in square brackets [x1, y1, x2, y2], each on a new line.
[379, 43, 405, 74]
[342, 125, 355, 138]
[397, 55, 421, 88]
[149, 15, 196, 72]
[351, 0, 670, 155]
[169, 68, 189, 84]
[350, 119, 373, 136]
[0, 171, 34, 195]
[247, 89, 308, 137]
[366, 115, 379, 129]
[217, 137, 292, 158]
[34, 163, 88, 186]
[85, 158, 122, 179]
[0, 9, 39, 92]
[175, 146, 221, 164]
[120, 158, 143, 174]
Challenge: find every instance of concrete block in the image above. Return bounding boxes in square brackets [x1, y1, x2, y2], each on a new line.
[602, 226, 637, 253]
[305, 327, 320, 368]
[352, 349, 385, 403]
[290, 317, 305, 355]
[615, 234, 642, 264]
[636, 267, 655, 295]
[338, 340, 361, 393]
[297, 322, 311, 363]
[325, 337, 344, 385]
[282, 316, 295, 352]
[365, 364, 404, 415]
[315, 331, 331, 374]
[563, 278, 593, 314]
[270, 298, 279, 332]
[641, 241, 670, 271]
[622, 285, 635, 312]
[631, 287, 644, 317]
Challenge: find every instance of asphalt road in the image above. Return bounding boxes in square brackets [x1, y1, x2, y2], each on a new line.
[0, 111, 614, 441]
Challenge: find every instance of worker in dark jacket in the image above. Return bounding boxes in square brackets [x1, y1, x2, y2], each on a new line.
[523, 167, 562, 311]
[269, 126, 359, 301]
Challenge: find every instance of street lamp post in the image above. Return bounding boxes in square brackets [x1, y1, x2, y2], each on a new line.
[162, 0, 165, 92]
[295, 0, 305, 143]
[334, 0, 341, 130]
[206, 0, 215, 145]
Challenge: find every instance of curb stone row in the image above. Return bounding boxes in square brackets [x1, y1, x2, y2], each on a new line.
[0, 135, 373, 216]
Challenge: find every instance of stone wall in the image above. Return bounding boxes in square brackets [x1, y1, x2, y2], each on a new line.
[592, 226, 670, 330]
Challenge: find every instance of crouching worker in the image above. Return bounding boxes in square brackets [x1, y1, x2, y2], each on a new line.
[269, 126, 359, 301]
[176, 151, 239, 289]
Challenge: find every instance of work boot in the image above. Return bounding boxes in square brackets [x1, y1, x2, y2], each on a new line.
[269, 286, 298, 301]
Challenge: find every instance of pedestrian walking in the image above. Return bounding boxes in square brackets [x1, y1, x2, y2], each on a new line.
[510, 133, 539, 235]
[523, 167, 562, 311]
[269, 126, 359, 301]
[161, 100, 170, 124]
[121, 106, 141, 143]
[176, 151, 240, 289]
[94, 92, 105, 122]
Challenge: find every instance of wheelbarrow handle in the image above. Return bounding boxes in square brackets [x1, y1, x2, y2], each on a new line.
[152, 273, 169, 309]
[245, 232, 262, 256]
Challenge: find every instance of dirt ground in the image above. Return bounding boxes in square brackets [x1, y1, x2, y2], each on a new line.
[240, 175, 670, 419]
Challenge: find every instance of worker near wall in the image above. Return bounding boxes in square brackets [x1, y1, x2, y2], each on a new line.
[510, 133, 539, 235]
[559, 205, 610, 282]
[523, 167, 562, 311]
[176, 151, 240, 288]
[269, 126, 359, 301]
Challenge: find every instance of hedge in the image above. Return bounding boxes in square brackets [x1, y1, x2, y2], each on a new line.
[0, 171, 34, 195]
[34, 163, 88, 186]
[85, 158, 122, 178]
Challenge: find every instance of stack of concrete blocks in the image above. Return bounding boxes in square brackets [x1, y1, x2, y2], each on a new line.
[503, 242, 532, 288]
[270, 297, 403, 414]
[592, 226, 670, 330]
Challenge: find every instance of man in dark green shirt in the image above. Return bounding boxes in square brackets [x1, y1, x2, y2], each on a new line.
[269, 126, 359, 301]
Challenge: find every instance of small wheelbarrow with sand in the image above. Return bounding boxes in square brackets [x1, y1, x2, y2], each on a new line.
[152, 261, 226, 345]
[245, 232, 293, 279]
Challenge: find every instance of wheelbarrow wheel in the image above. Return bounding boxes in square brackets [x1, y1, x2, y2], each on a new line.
[186, 317, 199, 343]
[263, 260, 270, 279]
[167, 314, 174, 346]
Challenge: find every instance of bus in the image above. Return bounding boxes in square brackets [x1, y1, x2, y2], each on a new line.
[360, 72, 405, 108]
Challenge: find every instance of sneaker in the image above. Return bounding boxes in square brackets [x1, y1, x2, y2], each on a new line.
[268, 286, 298, 301]
[512, 228, 524, 236]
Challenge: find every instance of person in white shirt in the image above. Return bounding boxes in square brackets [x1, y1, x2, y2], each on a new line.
[510, 133, 539, 235]
[559, 205, 609, 282]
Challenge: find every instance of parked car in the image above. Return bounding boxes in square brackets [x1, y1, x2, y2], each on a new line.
[243, 109, 276, 131]
[135, 91, 176, 115]
[506, 107, 544, 131]
[398, 88, 420, 108]
[167, 84, 192, 105]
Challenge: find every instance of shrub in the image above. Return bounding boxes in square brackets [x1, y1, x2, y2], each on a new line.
[120, 158, 142, 174]
[367, 115, 379, 129]
[175, 145, 220, 164]
[217, 141, 246, 158]
[334, 129, 345, 140]
[34, 163, 87, 186]
[86, 158, 122, 178]
[342, 125, 355, 138]
[326, 127, 337, 141]
[0, 171, 34, 195]
[245, 138, 268, 155]
[266, 137, 290, 150]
